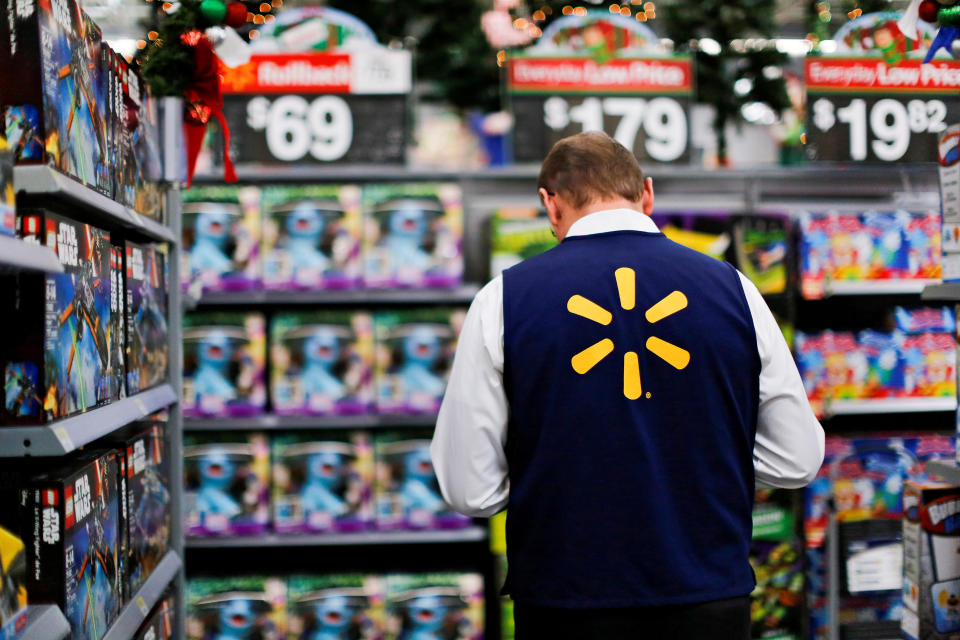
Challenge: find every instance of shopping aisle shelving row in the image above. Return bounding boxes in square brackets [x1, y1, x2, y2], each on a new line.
[186, 284, 481, 309]
[183, 413, 437, 431]
[186, 527, 487, 549]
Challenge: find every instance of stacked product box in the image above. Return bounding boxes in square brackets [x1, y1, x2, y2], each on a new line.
[0, 127, 13, 237]
[489, 207, 555, 277]
[131, 591, 174, 640]
[286, 573, 386, 638]
[0, 525, 27, 640]
[750, 490, 803, 640]
[186, 576, 286, 640]
[2, 211, 114, 423]
[939, 124, 960, 282]
[125, 242, 169, 395]
[385, 573, 484, 640]
[109, 243, 126, 400]
[181, 186, 260, 293]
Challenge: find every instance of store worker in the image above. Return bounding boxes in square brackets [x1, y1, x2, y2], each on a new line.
[431, 131, 824, 639]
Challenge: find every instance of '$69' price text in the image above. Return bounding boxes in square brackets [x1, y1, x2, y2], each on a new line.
[247, 95, 353, 162]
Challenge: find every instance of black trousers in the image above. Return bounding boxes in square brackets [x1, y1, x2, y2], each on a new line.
[513, 595, 751, 640]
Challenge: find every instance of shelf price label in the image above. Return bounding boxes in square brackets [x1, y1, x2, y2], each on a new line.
[508, 56, 693, 164]
[805, 57, 960, 163]
[215, 50, 411, 166]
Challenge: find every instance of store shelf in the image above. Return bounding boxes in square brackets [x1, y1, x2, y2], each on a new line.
[822, 279, 938, 297]
[186, 527, 488, 548]
[6, 605, 71, 640]
[102, 551, 182, 640]
[184, 413, 436, 431]
[189, 284, 480, 308]
[14, 166, 176, 243]
[0, 384, 177, 457]
[824, 396, 956, 417]
[923, 282, 960, 301]
[926, 460, 960, 485]
[0, 235, 63, 273]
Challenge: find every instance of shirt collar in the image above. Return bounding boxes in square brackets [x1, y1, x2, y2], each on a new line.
[565, 209, 660, 239]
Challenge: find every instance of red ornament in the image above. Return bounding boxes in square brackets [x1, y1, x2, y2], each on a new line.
[920, 0, 940, 22]
[224, 2, 247, 29]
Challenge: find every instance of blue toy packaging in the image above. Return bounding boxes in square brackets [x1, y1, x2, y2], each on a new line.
[363, 183, 464, 289]
[833, 437, 923, 523]
[286, 573, 386, 639]
[0, 525, 27, 640]
[187, 575, 286, 640]
[270, 311, 374, 416]
[374, 430, 471, 531]
[125, 242, 169, 395]
[0, 0, 112, 194]
[905, 211, 943, 281]
[2, 211, 112, 423]
[385, 573, 484, 640]
[0, 130, 13, 237]
[272, 430, 374, 534]
[373, 309, 464, 415]
[181, 185, 261, 293]
[183, 312, 266, 417]
[864, 211, 910, 280]
[183, 431, 270, 536]
[261, 184, 364, 290]
[21, 450, 121, 640]
[902, 481, 960, 640]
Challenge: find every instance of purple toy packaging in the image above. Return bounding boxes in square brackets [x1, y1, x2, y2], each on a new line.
[374, 430, 470, 531]
[373, 309, 464, 415]
[183, 312, 266, 417]
[125, 242, 169, 395]
[363, 183, 464, 289]
[0, 129, 13, 237]
[186, 575, 285, 640]
[181, 186, 260, 294]
[385, 573, 484, 640]
[270, 311, 374, 416]
[261, 184, 363, 290]
[271, 430, 374, 534]
[183, 431, 270, 537]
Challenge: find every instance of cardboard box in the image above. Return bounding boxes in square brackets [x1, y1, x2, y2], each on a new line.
[186, 576, 285, 640]
[286, 574, 385, 638]
[181, 186, 260, 293]
[125, 241, 168, 395]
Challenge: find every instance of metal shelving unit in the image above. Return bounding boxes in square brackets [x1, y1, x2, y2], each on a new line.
[0, 234, 62, 273]
[922, 282, 960, 301]
[188, 284, 480, 309]
[5, 605, 71, 640]
[824, 396, 957, 417]
[101, 552, 182, 640]
[925, 459, 960, 484]
[184, 412, 436, 431]
[186, 527, 488, 548]
[811, 279, 939, 298]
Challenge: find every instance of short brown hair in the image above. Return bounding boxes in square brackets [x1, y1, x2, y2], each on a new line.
[538, 131, 645, 209]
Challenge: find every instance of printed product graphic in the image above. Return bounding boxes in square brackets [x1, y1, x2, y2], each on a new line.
[0, 525, 27, 635]
[187, 576, 285, 640]
[286, 573, 385, 639]
[125, 243, 169, 395]
[385, 573, 484, 640]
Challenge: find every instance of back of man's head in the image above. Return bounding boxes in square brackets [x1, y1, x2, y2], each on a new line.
[538, 131, 645, 209]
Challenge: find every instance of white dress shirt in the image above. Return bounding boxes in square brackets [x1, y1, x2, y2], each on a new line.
[430, 209, 826, 518]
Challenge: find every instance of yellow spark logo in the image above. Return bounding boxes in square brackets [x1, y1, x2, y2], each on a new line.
[567, 267, 689, 399]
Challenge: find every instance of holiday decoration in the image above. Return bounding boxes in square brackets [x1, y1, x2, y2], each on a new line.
[225, 2, 247, 30]
[199, 0, 227, 26]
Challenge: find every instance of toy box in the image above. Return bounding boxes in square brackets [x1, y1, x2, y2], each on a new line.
[373, 309, 464, 415]
[749, 539, 803, 640]
[0, 0, 111, 194]
[2, 211, 112, 423]
[270, 311, 374, 416]
[272, 431, 374, 534]
[858, 330, 906, 399]
[125, 242, 168, 395]
[183, 312, 266, 417]
[363, 183, 463, 289]
[906, 210, 942, 281]
[385, 573, 483, 640]
[833, 437, 922, 523]
[132, 82, 163, 221]
[0, 526, 27, 640]
[21, 450, 121, 640]
[374, 430, 470, 531]
[261, 184, 363, 290]
[731, 214, 789, 295]
[489, 207, 555, 277]
[182, 186, 260, 293]
[183, 431, 270, 536]
[287, 573, 386, 639]
[901, 332, 956, 398]
[0, 130, 13, 237]
[896, 307, 956, 335]
[799, 212, 833, 299]
[132, 591, 174, 640]
[109, 243, 126, 400]
[113, 55, 138, 209]
[902, 481, 960, 640]
[187, 576, 285, 640]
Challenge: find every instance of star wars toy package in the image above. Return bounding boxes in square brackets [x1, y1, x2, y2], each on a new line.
[132, 82, 163, 221]
[0, 526, 27, 640]
[187, 576, 286, 640]
[901, 481, 960, 640]
[131, 591, 174, 640]
[113, 54, 138, 209]
[0, 0, 111, 194]
[374, 430, 470, 531]
[261, 184, 364, 290]
[286, 573, 386, 640]
[2, 211, 112, 423]
[489, 207, 555, 277]
[373, 309, 464, 415]
[0, 130, 14, 237]
[363, 183, 464, 289]
[21, 450, 121, 640]
[270, 311, 374, 416]
[181, 186, 260, 293]
[125, 241, 169, 395]
[385, 573, 484, 640]
[109, 244, 125, 400]
[183, 312, 266, 417]
[272, 431, 374, 534]
[184, 431, 270, 536]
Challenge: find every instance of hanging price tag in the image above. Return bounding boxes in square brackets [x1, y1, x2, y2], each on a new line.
[805, 57, 960, 163]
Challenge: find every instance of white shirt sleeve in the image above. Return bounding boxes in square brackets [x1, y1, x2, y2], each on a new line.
[430, 276, 510, 517]
[737, 272, 826, 489]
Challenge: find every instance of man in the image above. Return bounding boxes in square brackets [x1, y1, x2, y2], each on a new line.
[430, 131, 824, 639]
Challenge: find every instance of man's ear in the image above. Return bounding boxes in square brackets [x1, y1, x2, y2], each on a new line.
[641, 177, 655, 216]
[540, 188, 562, 228]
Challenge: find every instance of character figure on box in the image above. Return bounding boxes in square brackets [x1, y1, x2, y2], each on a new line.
[75, 515, 116, 638]
[194, 330, 242, 403]
[399, 446, 445, 518]
[193, 593, 274, 640]
[377, 439, 466, 530]
[294, 590, 371, 640]
[185, 438, 269, 536]
[129, 465, 170, 590]
[399, 328, 446, 399]
[301, 447, 352, 521]
[58, 11, 106, 168]
[391, 589, 469, 640]
[383, 201, 436, 275]
[303, 329, 347, 402]
[284, 201, 336, 272]
[61, 255, 110, 382]
[4, 362, 41, 417]
[184, 314, 265, 417]
[190, 206, 237, 276]
[197, 450, 243, 519]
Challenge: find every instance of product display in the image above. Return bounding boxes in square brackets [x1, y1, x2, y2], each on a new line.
[385, 573, 484, 640]
[0, 526, 27, 639]
[272, 431, 374, 534]
[125, 241, 169, 395]
[374, 431, 471, 531]
[109, 244, 126, 400]
[0, 131, 13, 237]
[262, 184, 364, 290]
[373, 309, 464, 415]
[270, 311, 374, 416]
[183, 311, 266, 417]
[184, 431, 270, 536]
[489, 207, 555, 277]
[187, 576, 286, 640]
[364, 184, 464, 289]
[286, 573, 386, 639]
[181, 186, 260, 293]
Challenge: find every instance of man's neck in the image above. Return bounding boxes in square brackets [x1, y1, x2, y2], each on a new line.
[579, 199, 644, 217]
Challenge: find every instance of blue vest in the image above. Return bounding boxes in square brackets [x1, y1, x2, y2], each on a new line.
[502, 230, 761, 608]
